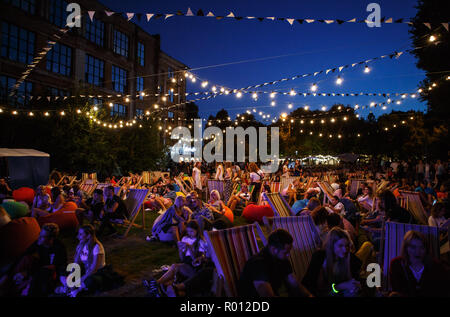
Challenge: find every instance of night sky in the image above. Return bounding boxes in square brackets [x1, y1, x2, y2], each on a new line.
[102, 0, 427, 121]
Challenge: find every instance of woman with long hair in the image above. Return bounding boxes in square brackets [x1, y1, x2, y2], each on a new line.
[151, 196, 189, 242]
[31, 187, 64, 218]
[302, 227, 363, 297]
[248, 162, 264, 203]
[389, 230, 449, 297]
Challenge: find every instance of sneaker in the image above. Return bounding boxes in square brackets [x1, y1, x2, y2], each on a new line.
[143, 278, 161, 297]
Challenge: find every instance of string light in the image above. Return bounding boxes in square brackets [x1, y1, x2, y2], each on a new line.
[289, 89, 296, 96]
[252, 92, 258, 99]
[60, 111, 65, 116]
[310, 83, 318, 92]
[288, 103, 293, 109]
[270, 92, 276, 99]
[271, 101, 276, 106]
[336, 76, 343, 85]
[364, 65, 371, 73]
[236, 91, 242, 98]
[304, 106, 310, 111]
[429, 35, 436, 42]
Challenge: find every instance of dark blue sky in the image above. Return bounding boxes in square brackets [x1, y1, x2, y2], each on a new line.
[102, 0, 426, 121]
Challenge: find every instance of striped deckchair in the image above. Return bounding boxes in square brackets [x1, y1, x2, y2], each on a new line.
[204, 224, 264, 297]
[174, 177, 189, 195]
[381, 221, 439, 291]
[376, 180, 390, 195]
[142, 171, 151, 185]
[207, 179, 224, 200]
[263, 216, 322, 282]
[80, 179, 98, 196]
[398, 190, 428, 225]
[263, 192, 294, 217]
[120, 188, 150, 237]
[280, 176, 300, 193]
[349, 179, 365, 199]
[82, 173, 97, 182]
[316, 181, 335, 205]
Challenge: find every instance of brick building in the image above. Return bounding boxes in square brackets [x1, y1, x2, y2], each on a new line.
[0, 0, 188, 122]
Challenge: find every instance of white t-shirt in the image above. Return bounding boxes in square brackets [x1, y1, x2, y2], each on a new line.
[357, 195, 373, 210]
[428, 216, 447, 228]
[80, 243, 106, 269]
[181, 236, 208, 258]
[250, 171, 263, 183]
[215, 165, 224, 180]
[193, 167, 202, 190]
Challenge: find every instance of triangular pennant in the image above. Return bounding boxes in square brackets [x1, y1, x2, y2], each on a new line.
[226, 12, 235, 18]
[313, 72, 319, 76]
[186, 8, 194, 16]
[165, 14, 174, 20]
[64, 96, 68, 100]
[55, 96, 59, 100]
[325, 20, 334, 24]
[326, 69, 332, 74]
[347, 18, 356, 23]
[385, 18, 393, 23]
[105, 11, 115, 17]
[146, 14, 154, 21]
[442, 23, 449, 31]
[47, 97, 51, 101]
[287, 19, 295, 25]
[424, 23, 431, 29]
[305, 19, 315, 23]
[126, 13, 134, 21]
[207, 12, 215, 17]
[37, 96, 41, 100]
[266, 17, 275, 21]
[88, 11, 95, 22]
[29, 96, 33, 100]
[246, 16, 255, 19]
[339, 66, 344, 72]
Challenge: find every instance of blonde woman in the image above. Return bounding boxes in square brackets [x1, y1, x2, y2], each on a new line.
[302, 227, 362, 297]
[248, 162, 264, 203]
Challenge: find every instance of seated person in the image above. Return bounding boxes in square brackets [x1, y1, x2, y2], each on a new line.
[151, 196, 189, 242]
[185, 192, 213, 231]
[302, 227, 363, 297]
[205, 190, 226, 219]
[292, 190, 318, 216]
[227, 184, 251, 212]
[428, 202, 450, 234]
[3, 223, 67, 296]
[59, 224, 121, 297]
[357, 186, 374, 212]
[76, 189, 104, 225]
[310, 207, 330, 241]
[0, 178, 13, 201]
[298, 197, 321, 216]
[238, 229, 313, 297]
[258, 184, 272, 206]
[389, 230, 450, 297]
[97, 186, 128, 236]
[325, 195, 346, 217]
[31, 187, 65, 218]
[32, 185, 51, 211]
[145, 220, 210, 297]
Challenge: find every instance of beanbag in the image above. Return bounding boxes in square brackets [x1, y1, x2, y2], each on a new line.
[37, 210, 79, 231]
[242, 204, 274, 223]
[0, 217, 40, 266]
[222, 206, 234, 223]
[1, 200, 30, 219]
[59, 201, 78, 212]
[12, 187, 35, 205]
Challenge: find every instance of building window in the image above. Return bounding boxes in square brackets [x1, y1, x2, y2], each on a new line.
[137, 42, 145, 66]
[168, 111, 174, 118]
[168, 66, 174, 78]
[84, 17, 104, 47]
[111, 65, 127, 93]
[2, 0, 36, 14]
[111, 103, 127, 117]
[136, 108, 143, 117]
[168, 89, 174, 102]
[0, 75, 33, 107]
[113, 29, 128, 57]
[85, 55, 104, 87]
[49, 87, 69, 97]
[46, 43, 72, 76]
[89, 97, 103, 107]
[136, 77, 144, 100]
[49, 0, 68, 28]
[1, 22, 35, 64]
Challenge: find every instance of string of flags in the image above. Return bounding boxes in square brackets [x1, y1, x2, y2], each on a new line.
[9, 26, 70, 97]
[85, 7, 450, 30]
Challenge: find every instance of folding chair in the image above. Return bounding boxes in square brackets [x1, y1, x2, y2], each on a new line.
[142, 171, 151, 185]
[120, 188, 150, 238]
[316, 181, 335, 205]
[398, 190, 428, 225]
[80, 179, 98, 196]
[207, 179, 224, 201]
[280, 177, 300, 193]
[263, 192, 294, 217]
[204, 224, 265, 297]
[262, 215, 322, 282]
[381, 221, 439, 292]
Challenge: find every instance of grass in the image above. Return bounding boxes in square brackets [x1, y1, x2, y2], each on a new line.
[59, 209, 260, 297]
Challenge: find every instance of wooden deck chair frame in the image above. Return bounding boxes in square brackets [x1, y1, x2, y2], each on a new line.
[263, 192, 294, 217]
[261, 215, 322, 282]
[120, 188, 150, 238]
[316, 181, 335, 205]
[203, 224, 266, 297]
[80, 179, 98, 196]
[174, 177, 189, 195]
[398, 190, 428, 225]
[380, 221, 439, 292]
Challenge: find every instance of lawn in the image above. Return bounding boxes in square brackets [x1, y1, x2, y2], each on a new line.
[59, 210, 259, 297]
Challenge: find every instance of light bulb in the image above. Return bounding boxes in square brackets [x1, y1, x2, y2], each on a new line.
[336, 76, 343, 85]
[364, 65, 371, 73]
[310, 84, 318, 92]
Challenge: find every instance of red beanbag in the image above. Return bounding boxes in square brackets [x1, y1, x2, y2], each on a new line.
[242, 204, 274, 223]
[222, 206, 234, 223]
[12, 187, 35, 205]
[38, 210, 79, 231]
[0, 217, 41, 266]
[59, 201, 78, 212]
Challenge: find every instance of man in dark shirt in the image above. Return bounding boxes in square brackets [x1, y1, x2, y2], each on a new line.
[98, 186, 128, 236]
[10, 223, 67, 296]
[238, 229, 313, 297]
[76, 189, 105, 225]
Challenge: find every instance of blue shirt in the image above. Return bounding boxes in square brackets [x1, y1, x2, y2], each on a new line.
[292, 199, 309, 215]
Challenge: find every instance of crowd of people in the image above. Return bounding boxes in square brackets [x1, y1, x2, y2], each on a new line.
[0, 157, 449, 297]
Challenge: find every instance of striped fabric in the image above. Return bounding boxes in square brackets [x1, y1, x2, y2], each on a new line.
[124, 188, 150, 220]
[208, 180, 224, 200]
[268, 181, 281, 193]
[398, 190, 428, 225]
[280, 177, 300, 192]
[174, 177, 188, 195]
[376, 180, 390, 195]
[316, 181, 335, 204]
[270, 216, 322, 281]
[80, 182, 97, 196]
[204, 224, 260, 297]
[264, 192, 293, 217]
[113, 186, 122, 196]
[349, 179, 365, 199]
[96, 183, 109, 191]
[381, 221, 439, 291]
[82, 173, 97, 181]
[142, 171, 150, 185]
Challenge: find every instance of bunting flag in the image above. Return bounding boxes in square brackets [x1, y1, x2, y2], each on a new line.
[287, 19, 295, 26]
[105, 11, 115, 17]
[442, 23, 449, 31]
[126, 13, 135, 21]
[146, 13, 154, 21]
[88, 11, 95, 22]
[186, 7, 194, 16]
[165, 14, 174, 20]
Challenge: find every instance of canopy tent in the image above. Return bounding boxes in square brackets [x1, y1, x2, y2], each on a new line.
[0, 148, 50, 190]
[336, 153, 360, 163]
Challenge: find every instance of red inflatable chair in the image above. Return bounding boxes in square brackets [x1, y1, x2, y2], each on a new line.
[222, 206, 234, 223]
[37, 202, 79, 231]
[0, 217, 41, 267]
[12, 187, 35, 206]
[242, 204, 274, 223]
